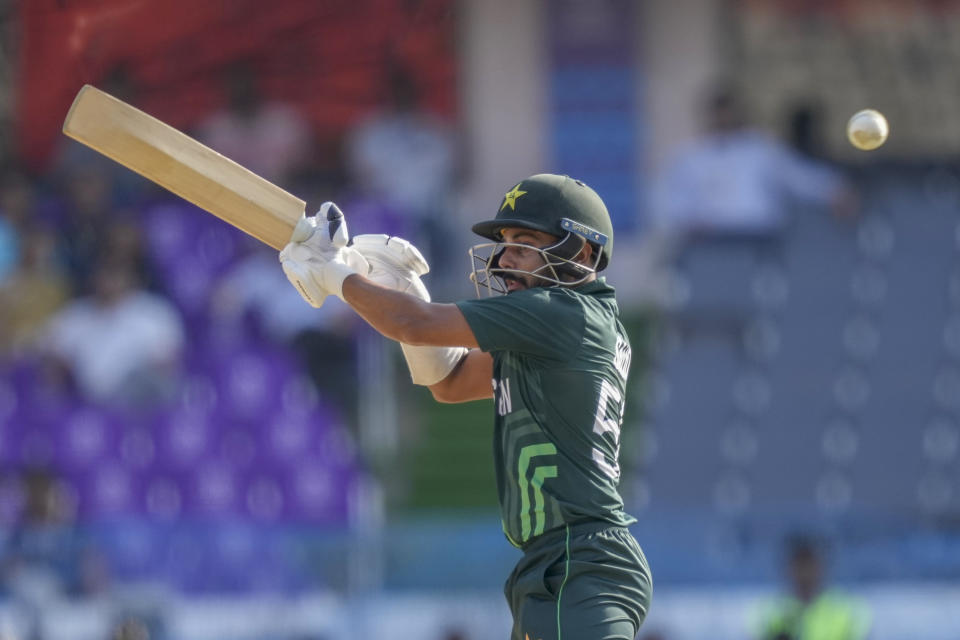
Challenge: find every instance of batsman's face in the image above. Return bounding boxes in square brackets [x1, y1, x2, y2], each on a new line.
[496, 227, 558, 292]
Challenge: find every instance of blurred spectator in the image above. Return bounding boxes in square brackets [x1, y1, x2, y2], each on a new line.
[0, 467, 108, 605]
[0, 208, 15, 284]
[291, 165, 409, 243]
[107, 613, 166, 640]
[646, 82, 859, 322]
[37, 255, 185, 407]
[0, 225, 70, 356]
[753, 535, 871, 640]
[196, 61, 313, 188]
[0, 167, 38, 284]
[786, 100, 829, 162]
[345, 61, 458, 276]
[55, 163, 126, 295]
[105, 219, 161, 292]
[210, 240, 359, 414]
[652, 82, 857, 236]
[109, 617, 150, 640]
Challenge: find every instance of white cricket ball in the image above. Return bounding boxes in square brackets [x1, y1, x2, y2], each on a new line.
[846, 109, 889, 151]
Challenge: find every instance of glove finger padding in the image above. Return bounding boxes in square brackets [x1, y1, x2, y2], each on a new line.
[280, 234, 369, 307]
[288, 215, 316, 243]
[280, 250, 330, 308]
[319, 201, 350, 249]
[353, 233, 430, 300]
[289, 202, 350, 249]
[339, 246, 370, 277]
[361, 266, 430, 301]
[352, 234, 429, 276]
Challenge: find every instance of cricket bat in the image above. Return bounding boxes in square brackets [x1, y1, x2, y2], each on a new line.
[62, 84, 304, 250]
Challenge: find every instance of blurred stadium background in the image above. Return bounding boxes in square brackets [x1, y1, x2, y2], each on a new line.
[1, 0, 959, 638]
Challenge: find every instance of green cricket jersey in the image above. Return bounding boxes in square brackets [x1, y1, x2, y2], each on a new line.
[456, 278, 635, 548]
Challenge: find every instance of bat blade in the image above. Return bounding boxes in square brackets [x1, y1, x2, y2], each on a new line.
[62, 85, 304, 250]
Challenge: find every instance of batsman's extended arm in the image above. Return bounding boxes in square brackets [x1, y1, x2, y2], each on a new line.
[341, 276, 493, 402]
[341, 275, 477, 348]
[280, 209, 492, 401]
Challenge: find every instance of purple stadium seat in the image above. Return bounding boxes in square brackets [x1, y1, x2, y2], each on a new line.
[142, 473, 184, 520]
[74, 463, 140, 518]
[144, 202, 242, 267]
[175, 374, 220, 416]
[222, 353, 273, 418]
[191, 317, 249, 367]
[161, 256, 217, 317]
[56, 406, 118, 471]
[0, 472, 25, 526]
[187, 461, 242, 516]
[16, 425, 57, 469]
[289, 463, 339, 522]
[193, 222, 242, 272]
[144, 203, 194, 267]
[278, 374, 323, 417]
[218, 426, 259, 470]
[0, 425, 11, 468]
[242, 472, 287, 522]
[0, 385, 17, 466]
[4, 359, 32, 399]
[264, 413, 315, 462]
[205, 347, 298, 424]
[117, 424, 158, 472]
[157, 408, 217, 468]
[313, 422, 360, 466]
[0, 376, 16, 418]
[145, 203, 247, 326]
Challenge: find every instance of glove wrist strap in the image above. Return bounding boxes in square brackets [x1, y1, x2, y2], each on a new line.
[323, 261, 358, 301]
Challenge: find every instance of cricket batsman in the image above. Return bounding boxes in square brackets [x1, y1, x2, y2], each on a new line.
[280, 173, 652, 639]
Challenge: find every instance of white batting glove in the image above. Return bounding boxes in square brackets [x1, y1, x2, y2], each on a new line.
[352, 234, 431, 301]
[280, 202, 369, 307]
[352, 233, 467, 386]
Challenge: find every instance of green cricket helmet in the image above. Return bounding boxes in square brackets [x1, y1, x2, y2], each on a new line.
[469, 174, 613, 295]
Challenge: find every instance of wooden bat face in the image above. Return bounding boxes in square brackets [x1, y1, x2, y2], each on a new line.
[62, 85, 304, 250]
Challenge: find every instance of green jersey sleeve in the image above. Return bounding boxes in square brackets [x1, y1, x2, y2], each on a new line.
[456, 289, 585, 360]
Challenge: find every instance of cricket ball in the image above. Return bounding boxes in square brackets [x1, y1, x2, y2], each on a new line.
[847, 109, 889, 151]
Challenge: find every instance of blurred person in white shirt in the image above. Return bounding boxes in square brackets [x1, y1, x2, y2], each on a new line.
[346, 65, 456, 219]
[197, 61, 313, 189]
[653, 83, 857, 237]
[39, 255, 184, 407]
[642, 83, 858, 318]
[345, 61, 459, 288]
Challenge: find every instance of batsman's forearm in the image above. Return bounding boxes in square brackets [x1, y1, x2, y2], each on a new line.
[341, 274, 476, 348]
[341, 274, 424, 341]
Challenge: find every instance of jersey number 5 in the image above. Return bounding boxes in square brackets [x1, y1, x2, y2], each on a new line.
[592, 378, 624, 480]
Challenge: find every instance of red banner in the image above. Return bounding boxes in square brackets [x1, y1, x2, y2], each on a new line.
[17, 0, 457, 170]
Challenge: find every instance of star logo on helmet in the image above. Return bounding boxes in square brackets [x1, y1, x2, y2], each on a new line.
[500, 183, 527, 211]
